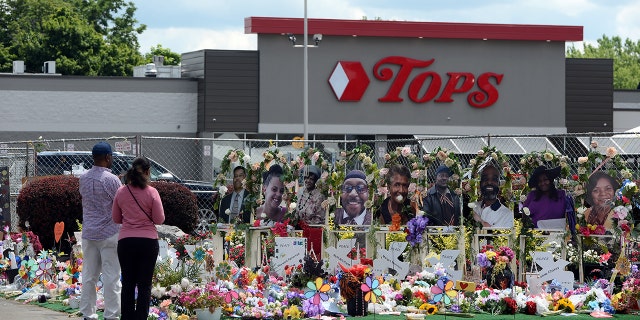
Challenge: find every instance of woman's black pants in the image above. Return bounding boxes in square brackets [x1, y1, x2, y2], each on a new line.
[118, 237, 159, 320]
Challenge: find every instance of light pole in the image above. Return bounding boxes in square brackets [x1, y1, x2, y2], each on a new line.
[303, 0, 309, 142]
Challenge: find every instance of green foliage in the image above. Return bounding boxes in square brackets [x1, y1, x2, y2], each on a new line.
[151, 181, 199, 234]
[0, 0, 145, 75]
[16, 175, 82, 251]
[144, 44, 181, 66]
[567, 35, 640, 89]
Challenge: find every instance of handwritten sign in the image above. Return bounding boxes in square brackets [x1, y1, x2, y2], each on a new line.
[115, 141, 132, 152]
[531, 251, 573, 291]
[373, 242, 409, 280]
[271, 237, 307, 276]
[158, 239, 169, 259]
[325, 238, 359, 273]
[425, 250, 462, 281]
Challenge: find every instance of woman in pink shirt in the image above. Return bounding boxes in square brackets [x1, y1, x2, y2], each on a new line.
[112, 157, 164, 320]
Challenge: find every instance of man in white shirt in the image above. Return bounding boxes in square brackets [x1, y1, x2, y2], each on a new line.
[472, 165, 513, 228]
[335, 170, 372, 226]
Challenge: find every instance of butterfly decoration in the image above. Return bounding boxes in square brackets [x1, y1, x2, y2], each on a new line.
[224, 289, 239, 303]
[430, 277, 457, 305]
[304, 277, 331, 305]
[361, 275, 382, 303]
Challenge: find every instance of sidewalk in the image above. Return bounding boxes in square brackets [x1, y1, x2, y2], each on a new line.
[0, 297, 82, 319]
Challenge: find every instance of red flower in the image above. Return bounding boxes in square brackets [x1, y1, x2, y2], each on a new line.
[526, 301, 537, 315]
[504, 297, 517, 314]
[572, 175, 579, 181]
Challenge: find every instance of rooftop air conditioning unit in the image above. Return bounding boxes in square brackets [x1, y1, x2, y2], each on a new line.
[144, 63, 157, 77]
[12, 61, 24, 74]
[44, 61, 56, 74]
[153, 55, 164, 67]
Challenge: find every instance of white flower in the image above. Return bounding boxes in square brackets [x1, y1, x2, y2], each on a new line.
[543, 152, 554, 161]
[180, 278, 190, 289]
[590, 140, 598, 149]
[467, 203, 476, 209]
[577, 157, 588, 164]
[469, 159, 477, 166]
[288, 202, 297, 212]
[401, 146, 411, 157]
[379, 168, 389, 176]
[577, 206, 587, 214]
[329, 212, 335, 218]
[225, 209, 231, 215]
[522, 207, 530, 216]
[218, 185, 228, 194]
[395, 195, 404, 203]
[243, 155, 251, 163]
[444, 158, 455, 167]
[260, 213, 267, 219]
[416, 210, 425, 217]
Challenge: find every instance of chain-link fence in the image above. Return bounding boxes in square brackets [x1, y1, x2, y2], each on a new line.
[3, 132, 640, 232]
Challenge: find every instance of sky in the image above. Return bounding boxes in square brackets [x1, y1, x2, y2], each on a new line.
[132, 0, 640, 54]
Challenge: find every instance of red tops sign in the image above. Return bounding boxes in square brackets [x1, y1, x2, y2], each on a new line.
[329, 56, 503, 108]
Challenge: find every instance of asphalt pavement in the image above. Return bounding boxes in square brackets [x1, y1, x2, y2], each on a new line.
[0, 297, 81, 319]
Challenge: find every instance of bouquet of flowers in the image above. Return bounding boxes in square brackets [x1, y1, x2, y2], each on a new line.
[622, 266, 640, 299]
[405, 212, 428, 247]
[477, 245, 515, 289]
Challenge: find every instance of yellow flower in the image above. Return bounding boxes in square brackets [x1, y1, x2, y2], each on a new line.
[484, 251, 497, 261]
[177, 315, 190, 320]
[425, 303, 438, 315]
[283, 305, 302, 319]
[553, 298, 575, 313]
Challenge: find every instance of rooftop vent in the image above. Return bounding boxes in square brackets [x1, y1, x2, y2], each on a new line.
[12, 61, 24, 74]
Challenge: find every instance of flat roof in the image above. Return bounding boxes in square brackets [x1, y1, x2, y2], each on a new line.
[245, 17, 583, 42]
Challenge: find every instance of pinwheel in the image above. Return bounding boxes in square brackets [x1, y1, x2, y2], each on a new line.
[304, 277, 330, 305]
[35, 258, 53, 281]
[19, 259, 37, 280]
[361, 275, 382, 303]
[215, 261, 231, 280]
[430, 277, 457, 305]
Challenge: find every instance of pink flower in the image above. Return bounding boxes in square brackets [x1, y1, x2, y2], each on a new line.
[605, 147, 617, 157]
[312, 151, 320, 162]
[377, 186, 388, 196]
[612, 206, 629, 219]
[599, 252, 612, 264]
[379, 168, 389, 176]
[401, 147, 411, 157]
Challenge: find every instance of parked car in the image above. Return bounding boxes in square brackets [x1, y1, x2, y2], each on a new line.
[34, 151, 217, 209]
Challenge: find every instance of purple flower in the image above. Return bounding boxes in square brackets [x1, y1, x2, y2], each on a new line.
[476, 253, 492, 268]
[302, 298, 325, 317]
[406, 215, 429, 246]
[450, 304, 461, 313]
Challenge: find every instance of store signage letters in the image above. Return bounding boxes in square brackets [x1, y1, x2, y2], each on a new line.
[329, 56, 503, 108]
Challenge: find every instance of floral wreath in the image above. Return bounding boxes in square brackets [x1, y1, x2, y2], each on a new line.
[461, 146, 513, 205]
[215, 149, 250, 187]
[293, 147, 331, 195]
[324, 145, 377, 230]
[244, 149, 297, 222]
[516, 150, 571, 202]
[573, 142, 635, 240]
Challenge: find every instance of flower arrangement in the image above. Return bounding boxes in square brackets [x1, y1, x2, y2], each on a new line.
[622, 266, 640, 299]
[177, 282, 225, 314]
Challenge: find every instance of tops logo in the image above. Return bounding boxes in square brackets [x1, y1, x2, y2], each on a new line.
[328, 56, 503, 108]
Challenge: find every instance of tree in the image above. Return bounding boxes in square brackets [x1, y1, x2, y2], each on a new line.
[0, 0, 145, 75]
[566, 35, 640, 89]
[143, 44, 181, 66]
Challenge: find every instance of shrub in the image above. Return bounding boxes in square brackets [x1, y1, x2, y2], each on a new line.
[17, 176, 82, 252]
[151, 181, 198, 234]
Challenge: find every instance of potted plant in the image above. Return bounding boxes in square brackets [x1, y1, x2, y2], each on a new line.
[178, 282, 225, 320]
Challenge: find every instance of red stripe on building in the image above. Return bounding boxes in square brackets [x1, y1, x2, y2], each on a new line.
[245, 17, 583, 42]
